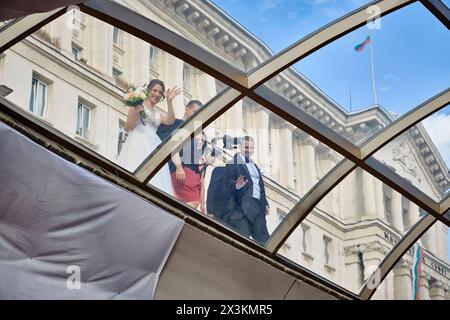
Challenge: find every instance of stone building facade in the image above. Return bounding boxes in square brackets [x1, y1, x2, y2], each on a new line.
[0, 0, 448, 299]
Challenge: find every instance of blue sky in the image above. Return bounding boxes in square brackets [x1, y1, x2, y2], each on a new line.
[211, 0, 450, 259]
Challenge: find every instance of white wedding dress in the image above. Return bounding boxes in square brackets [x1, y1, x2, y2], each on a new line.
[117, 107, 174, 196]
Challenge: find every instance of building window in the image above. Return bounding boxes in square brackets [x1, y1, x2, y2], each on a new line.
[71, 44, 82, 60]
[112, 67, 122, 77]
[301, 224, 310, 253]
[29, 75, 47, 117]
[277, 208, 287, 224]
[117, 120, 127, 155]
[383, 194, 392, 223]
[402, 208, 409, 229]
[113, 27, 120, 45]
[323, 236, 332, 265]
[149, 45, 156, 65]
[76, 100, 92, 140]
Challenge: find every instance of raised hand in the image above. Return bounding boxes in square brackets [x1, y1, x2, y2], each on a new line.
[235, 175, 248, 190]
[166, 86, 182, 103]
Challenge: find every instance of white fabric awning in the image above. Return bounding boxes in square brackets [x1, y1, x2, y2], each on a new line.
[0, 123, 184, 299]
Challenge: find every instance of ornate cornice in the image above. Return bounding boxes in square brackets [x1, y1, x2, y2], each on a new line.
[408, 123, 450, 195]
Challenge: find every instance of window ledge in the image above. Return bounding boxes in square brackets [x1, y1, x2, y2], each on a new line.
[302, 252, 314, 261]
[74, 135, 98, 150]
[324, 264, 336, 272]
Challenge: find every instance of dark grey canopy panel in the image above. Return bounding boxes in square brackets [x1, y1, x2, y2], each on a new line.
[0, 0, 79, 20]
[0, 123, 184, 299]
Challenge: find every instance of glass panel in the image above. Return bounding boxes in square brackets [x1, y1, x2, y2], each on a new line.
[372, 221, 449, 300]
[277, 168, 428, 294]
[29, 78, 37, 113]
[1, 9, 224, 173]
[0, 19, 15, 31]
[150, 98, 343, 246]
[372, 104, 450, 202]
[37, 80, 46, 117]
[264, 2, 450, 146]
[110, 0, 371, 72]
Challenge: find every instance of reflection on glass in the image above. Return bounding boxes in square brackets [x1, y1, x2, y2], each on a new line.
[265, 2, 450, 146]
[150, 98, 342, 245]
[110, 0, 371, 72]
[278, 168, 428, 294]
[1, 9, 222, 173]
[0, 19, 15, 31]
[373, 105, 450, 202]
[373, 221, 449, 300]
[210, 0, 370, 70]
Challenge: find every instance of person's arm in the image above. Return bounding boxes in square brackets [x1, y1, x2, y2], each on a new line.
[171, 151, 185, 183]
[224, 163, 248, 198]
[200, 171, 206, 214]
[160, 86, 182, 125]
[124, 104, 144, 132]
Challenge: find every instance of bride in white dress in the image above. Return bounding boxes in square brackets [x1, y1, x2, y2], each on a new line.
[117, 79, 181, 195]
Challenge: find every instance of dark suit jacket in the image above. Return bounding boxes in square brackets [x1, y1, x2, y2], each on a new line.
[220, 154, 269, 222]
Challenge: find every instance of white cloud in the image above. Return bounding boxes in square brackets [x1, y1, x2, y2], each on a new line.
[422, 112, 450, 169]
[383, 74, 400, 83]
[379, 86, 391, 92]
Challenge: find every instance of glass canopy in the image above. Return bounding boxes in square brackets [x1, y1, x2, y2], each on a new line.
[374, 221, 449, 300]
[1, 9, 225, 174]
[0, 0, 448, 300]
[372, 104, 450, 202]
[265, 1, 450, 147]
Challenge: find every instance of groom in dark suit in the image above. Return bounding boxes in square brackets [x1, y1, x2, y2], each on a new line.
[219, 136, 270, 245]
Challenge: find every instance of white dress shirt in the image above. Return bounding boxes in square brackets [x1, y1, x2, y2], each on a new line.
[238, 154, 261, 200]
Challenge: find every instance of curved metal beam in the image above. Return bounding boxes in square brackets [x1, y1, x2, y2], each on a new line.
[247, 0, 414, 89]
[360, 89, 450, 159]
[265, 159, 356, 252]
[440, 195, 450, 215]
[135, 88, 242, 183]
[79, 0, 249, 90]
[359, 214, 436, 300]
[0, 8, 66, 53]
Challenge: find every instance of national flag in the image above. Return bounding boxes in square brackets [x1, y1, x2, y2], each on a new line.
[354, 35, 370, 52]
[411, 243, 423, 300]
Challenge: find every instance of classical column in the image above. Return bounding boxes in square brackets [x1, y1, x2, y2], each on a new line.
[196, 71, 217, 139]
[196, 71, 217, 107]
[127, 38, 149, 87]
[340, 170, 359, 222]
[393, 259, 412, 299]
[162, 54, 184, 118]
[429, 280, 446, 300]
[323, 149, 340, 216]
[384, 271, 394, 300]
[425, 224, 438, 254]
[253, 107, 270, 174]
[437, 224, 447, 261]
[374, 179, 385, 221]
[419, 271, 430, 300]
[269, 123, 281, 182]
[88, 18, 112, 76]
[362, 171, 377, 219]
[293, 138, 303, 195]
[407, 203, 421, 230]
[390, 191, 404, 234]
[299, 135, 319, 192]
[278, 124, 295, 189]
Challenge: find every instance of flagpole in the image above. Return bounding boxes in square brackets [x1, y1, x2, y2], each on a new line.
[368, 30, 378, 105]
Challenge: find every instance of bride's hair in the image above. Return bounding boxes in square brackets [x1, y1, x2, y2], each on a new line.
[146, 79, 166, 101]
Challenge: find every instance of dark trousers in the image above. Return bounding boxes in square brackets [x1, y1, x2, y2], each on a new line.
[226, 198, 270, 245]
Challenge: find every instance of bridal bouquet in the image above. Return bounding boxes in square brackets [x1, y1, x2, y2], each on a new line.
[123, 86, 147, 120]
